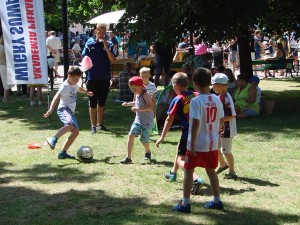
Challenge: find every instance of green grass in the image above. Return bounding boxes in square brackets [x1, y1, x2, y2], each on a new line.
[0, 78, 300, 225]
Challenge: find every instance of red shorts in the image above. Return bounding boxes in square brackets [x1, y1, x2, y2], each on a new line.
[184, 150, 218, 169]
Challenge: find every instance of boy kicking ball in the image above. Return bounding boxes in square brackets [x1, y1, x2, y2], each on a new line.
[44, 66, 93, 159]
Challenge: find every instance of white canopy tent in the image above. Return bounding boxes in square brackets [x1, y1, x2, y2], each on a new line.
[88, 10, 125, 24]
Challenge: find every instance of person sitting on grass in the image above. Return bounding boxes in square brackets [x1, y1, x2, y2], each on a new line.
[173, 67, 224, 213]
[120, 76, 154, 164]
[155, 72, 205, 194]
[211, 73, 238, 180]
[44, 66, 93, 159]
[234, 74, 259, 118]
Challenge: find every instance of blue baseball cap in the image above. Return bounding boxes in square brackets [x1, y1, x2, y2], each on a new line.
[249, 76, 260, 83]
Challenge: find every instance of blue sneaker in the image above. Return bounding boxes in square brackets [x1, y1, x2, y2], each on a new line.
[58, 151, 75, 159]
[164, 172, 177, 182]
[46, 137, 57, 150]
[173, 202, 191, 213]
[191, 177, 205, 195]
[204, 201, 224, 210]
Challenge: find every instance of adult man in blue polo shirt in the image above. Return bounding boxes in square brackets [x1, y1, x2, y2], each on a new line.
[82, 23, 117, 134]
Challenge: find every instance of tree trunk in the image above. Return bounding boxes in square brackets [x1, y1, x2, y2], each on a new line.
[238, 28, 253, 79]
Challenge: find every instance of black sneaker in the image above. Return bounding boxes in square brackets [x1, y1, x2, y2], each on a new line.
[144, 152, 151, 160]
[191, 177, 205, 195]
[96, 124, 110, 131]
[90, 126, 96, 134]
[120, 157, 132, 164]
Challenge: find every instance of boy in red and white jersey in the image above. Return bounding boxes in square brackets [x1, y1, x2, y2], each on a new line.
[173, 67, 224, 213]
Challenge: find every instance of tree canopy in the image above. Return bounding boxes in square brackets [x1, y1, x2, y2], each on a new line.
[116, 0, 300, 44]
[43, 0, 119, 30]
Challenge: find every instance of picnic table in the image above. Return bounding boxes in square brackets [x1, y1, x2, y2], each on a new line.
[252, 58, 295, 77]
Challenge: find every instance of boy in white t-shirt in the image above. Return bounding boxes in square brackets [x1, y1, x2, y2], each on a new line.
[44, 66, 93, 159]
[211, 73, 238, 179]
[173, 67, 224, 213]
[139, 67, 157, 115]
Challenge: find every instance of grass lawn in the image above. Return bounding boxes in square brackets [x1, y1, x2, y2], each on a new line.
[0, 78, 300, 225]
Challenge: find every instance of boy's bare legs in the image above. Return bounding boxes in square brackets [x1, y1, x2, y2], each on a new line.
[171, 155, 201, 181]
[126, 134, 136, 159]
[182, 168, 194, 203]
[61, 128, 79, 151]
[141, 141, 151, 153]
[224, 153, 235, 174]
[206, 168, 220, 199]
[218, 151, 228, 169]
[55, 124, 75, 139]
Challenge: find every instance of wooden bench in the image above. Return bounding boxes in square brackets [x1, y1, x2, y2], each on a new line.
[171, 61, 185, 72]
[252, 58, 293, 77]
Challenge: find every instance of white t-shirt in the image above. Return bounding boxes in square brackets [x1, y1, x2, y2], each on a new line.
[145, 81, 157, 97]
[187, 94, 224, 152]
[58, 80, 79, 113]
[46, 35, 61, 56]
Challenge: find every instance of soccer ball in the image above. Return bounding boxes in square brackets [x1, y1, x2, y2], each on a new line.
[77, 146, 93, 162]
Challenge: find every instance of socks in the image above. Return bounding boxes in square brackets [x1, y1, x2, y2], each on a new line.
[212, 196, 220, 204]
[182, 197, 190, 206]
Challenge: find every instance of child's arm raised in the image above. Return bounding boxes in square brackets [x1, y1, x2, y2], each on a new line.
[43, 92, 60, 118]
[131, 92, 153, 112]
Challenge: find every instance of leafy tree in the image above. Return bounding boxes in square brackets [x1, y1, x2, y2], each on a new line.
[43, 0, 120, 30]
[117, 0, 300, 76]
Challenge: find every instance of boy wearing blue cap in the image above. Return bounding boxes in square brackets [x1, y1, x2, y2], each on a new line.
[212, 73, 238, 180]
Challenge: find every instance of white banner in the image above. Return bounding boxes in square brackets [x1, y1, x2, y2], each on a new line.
[0, 0, 48, 85]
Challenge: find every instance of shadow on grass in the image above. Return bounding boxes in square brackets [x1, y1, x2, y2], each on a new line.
[190, 184, 256, 197]
[0, 185, 298, 225]
[237, 177, 279, 187]
[0, 162, 102, 184]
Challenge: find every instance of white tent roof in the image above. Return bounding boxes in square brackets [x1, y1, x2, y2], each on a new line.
[88, 10, 125, 24]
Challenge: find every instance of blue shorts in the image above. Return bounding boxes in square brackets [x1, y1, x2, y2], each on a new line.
[128, 122, 151, 143]
[57, 107, 79, 129]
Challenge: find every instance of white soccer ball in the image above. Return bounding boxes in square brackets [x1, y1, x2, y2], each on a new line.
[77, 146, 94, 162]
